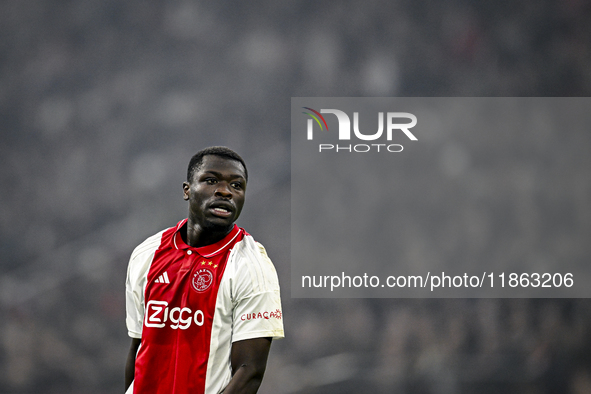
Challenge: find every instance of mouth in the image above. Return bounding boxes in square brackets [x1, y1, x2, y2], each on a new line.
[209, 201, 234, 218]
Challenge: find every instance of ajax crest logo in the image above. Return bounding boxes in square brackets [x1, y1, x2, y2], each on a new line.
[192, 268, 213, 292]
[302, 107, 417, 152]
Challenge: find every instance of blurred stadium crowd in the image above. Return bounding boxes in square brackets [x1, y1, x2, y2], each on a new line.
[1, 0, 591, 393]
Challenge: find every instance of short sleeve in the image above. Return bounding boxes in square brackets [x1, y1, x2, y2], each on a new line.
[126, 265, 144, 338]
[125, 233, 162, 339]
[231, 241, 284, 342]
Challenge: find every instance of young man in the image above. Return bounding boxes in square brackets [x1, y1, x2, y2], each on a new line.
[125, 146, 284, 394]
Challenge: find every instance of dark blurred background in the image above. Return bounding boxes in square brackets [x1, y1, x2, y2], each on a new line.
[1, 0, 591, 393]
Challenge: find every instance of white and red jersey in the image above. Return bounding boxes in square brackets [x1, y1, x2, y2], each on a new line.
[125, 219, 284, 394]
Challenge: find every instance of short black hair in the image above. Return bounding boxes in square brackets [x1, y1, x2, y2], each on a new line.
[187, 146, 248, 182]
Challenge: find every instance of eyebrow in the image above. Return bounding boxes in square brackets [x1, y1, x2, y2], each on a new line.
[201, 170, 246, 180]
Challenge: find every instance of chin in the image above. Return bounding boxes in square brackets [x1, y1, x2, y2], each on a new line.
[202, 218, 235, 231]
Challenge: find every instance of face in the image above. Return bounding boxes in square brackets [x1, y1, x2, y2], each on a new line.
[183, 155, 247, 231]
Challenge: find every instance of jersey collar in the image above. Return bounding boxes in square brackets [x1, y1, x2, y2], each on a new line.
[173, 219, 242, 258]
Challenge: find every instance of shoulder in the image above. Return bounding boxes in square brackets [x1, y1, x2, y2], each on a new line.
[126, 227, 169, 281]
[233, 235, 276, 270]
[229, 234, 280, 294]
[129, 219, 185, 262]
[130, 229, 167, 262]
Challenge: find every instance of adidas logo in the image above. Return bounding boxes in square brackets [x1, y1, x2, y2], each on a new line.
[155, 272, 170, 284]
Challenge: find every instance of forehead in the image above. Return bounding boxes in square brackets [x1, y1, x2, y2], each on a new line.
[195, 155, 246, 179]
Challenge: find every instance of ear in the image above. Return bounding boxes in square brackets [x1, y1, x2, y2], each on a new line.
[182, 182, 190, 200]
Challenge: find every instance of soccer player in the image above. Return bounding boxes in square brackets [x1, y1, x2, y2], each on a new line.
[124, 146, 284, 394]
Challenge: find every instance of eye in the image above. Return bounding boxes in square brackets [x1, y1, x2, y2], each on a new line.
[205, 178, 217, 185]
[231, 181, 243, 190]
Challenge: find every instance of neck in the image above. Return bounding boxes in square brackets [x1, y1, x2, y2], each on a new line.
[184, 220, 233, 248]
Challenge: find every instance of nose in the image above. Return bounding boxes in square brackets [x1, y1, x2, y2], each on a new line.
[214, 182, 232, 198]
